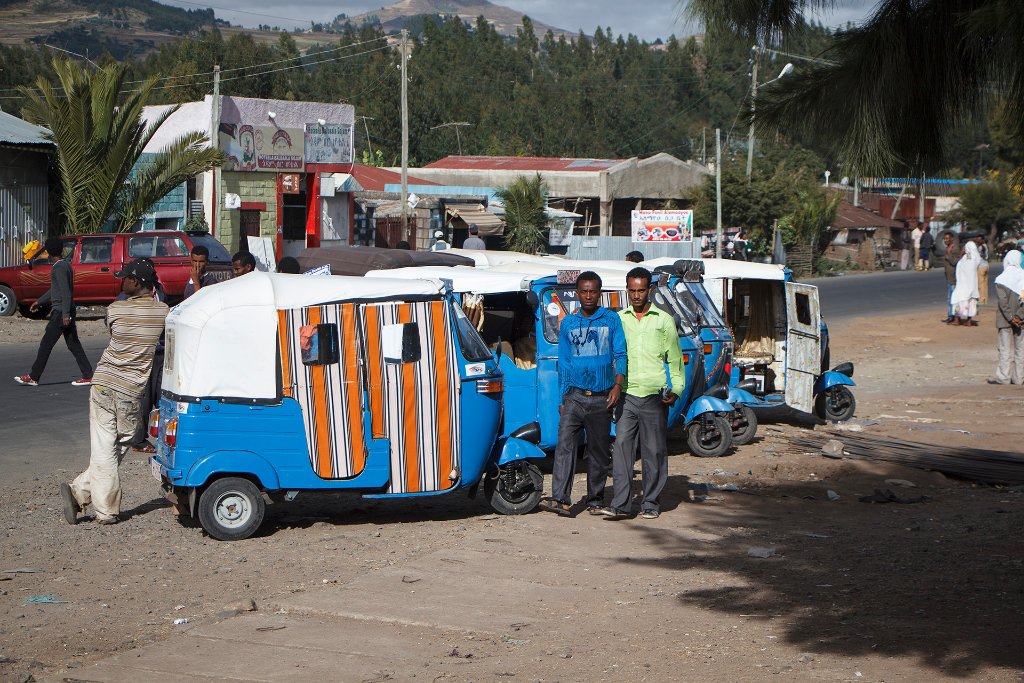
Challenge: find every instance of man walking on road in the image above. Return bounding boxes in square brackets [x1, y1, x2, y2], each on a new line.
[919, 226, 934, 271]
[540, 271, 627, 517]
[602, 267, 685, 520]
[942, 232, 962, 323]
[60, 259, 169, 525]
[911, 223, 923, 271]
[14, 237, 93, 387]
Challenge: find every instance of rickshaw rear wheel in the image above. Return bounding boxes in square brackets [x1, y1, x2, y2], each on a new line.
[815, 386, 856, 423]
[484, 461, 543, 515]
[686, 414, 732, 458]
[731, 406, 758, 446]
[197, 477, 265, 541]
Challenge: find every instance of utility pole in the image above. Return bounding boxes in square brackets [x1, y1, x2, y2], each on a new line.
[357, 115, 375, 158]
[210, 65, 221, 239]
[701, 127, 706, 166]
[430, 122, 471, 155]
[745, 45, 758, 180]
[715, 128, 723, 258]
[400, 29, 410, 242]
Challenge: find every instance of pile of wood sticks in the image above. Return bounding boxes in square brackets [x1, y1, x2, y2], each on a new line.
[787, 431, 1024, 485]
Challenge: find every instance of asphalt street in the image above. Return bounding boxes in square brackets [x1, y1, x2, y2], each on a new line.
[0, 265, 1001, 485]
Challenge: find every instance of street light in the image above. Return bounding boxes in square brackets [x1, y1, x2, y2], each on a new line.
[746, 48, 794, 179]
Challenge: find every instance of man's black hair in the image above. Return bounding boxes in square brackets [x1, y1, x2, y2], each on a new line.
[625, 250, 644, 263]
[44, 237, 64, 259]
[277, 256, 301, 274]
[232, 251, 257, 268]
[626, 266, 652, 286]
[191, 244, 209, 257]
[576, 270, 602, 289]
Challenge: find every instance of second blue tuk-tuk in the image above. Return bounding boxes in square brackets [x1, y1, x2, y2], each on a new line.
[149, 272, 546, 541]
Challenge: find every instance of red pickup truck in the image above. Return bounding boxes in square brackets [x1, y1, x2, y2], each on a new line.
[0, 231, 233, 316]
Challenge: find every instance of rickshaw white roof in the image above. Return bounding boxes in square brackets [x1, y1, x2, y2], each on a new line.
[444, 248, 554, 267]
[487, 261, 629, 289]
[640, 257, 788, 281]
[366, 266, 535, 294]
[163, 272, 445, 401]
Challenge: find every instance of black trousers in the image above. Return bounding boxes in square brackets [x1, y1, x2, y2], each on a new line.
[30, 311, 93, 381]
[130, 348, 164, 446]
[550, 388, 613, 507]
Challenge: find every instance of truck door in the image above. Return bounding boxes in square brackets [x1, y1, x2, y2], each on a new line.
[76, 236, 119, 300]
[784, 282, 821, 414]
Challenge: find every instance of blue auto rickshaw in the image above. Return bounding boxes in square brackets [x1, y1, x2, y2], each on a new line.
[693, 259, 857, 422]
[149, 272, 546, 541]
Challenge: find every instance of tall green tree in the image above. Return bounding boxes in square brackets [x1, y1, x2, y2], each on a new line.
[495, 173, 547, 254]
[945, 174, 1021, 244]
[18, 58, 223, 234]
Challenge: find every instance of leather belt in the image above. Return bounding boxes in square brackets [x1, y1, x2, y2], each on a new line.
[577, 388, 610, 397]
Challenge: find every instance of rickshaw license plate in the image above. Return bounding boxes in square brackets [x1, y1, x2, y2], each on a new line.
[150, 459, 162, 482]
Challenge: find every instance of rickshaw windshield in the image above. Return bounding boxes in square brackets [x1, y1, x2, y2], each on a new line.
[650, 285, 695, 337]
[450, 301, 494, 362]
[541, 286, 625, 344]
[685, 282, 726, 328]
[669, 282, 704, 330]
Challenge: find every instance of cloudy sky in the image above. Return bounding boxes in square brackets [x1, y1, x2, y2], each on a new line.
[165, 0, 874, 40]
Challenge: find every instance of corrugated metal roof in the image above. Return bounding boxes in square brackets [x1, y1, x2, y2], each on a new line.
[446, 203, 504, 236]
[352, 164, 437, 191]
[425, 155, 627, 172]
[0, 110, 54, 148]
[831, 201, 904, 230]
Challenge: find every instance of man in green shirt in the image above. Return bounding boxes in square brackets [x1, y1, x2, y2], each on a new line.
[602, 267, 685, 520]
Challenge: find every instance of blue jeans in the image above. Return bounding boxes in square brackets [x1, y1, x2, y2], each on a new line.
[947, 282, 955, 318]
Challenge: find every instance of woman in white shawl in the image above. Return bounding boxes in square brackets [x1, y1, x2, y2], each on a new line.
[990, 250, 1024, 384]
[951, 241, 981, 326]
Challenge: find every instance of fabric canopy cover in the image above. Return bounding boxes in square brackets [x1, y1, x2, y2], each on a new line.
[163, 271, 445, 400]
[295, 246, 475, 276]
[366, 266, 536, 295]
[446, 203, 505, 236]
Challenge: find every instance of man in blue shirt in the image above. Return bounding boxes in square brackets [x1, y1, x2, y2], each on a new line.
[540, 271, 627, 516]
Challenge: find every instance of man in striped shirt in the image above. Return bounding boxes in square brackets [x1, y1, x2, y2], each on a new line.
[60, 259, 169, 525]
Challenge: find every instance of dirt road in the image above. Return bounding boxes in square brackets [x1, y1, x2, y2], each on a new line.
[0, 306, 1022, 682]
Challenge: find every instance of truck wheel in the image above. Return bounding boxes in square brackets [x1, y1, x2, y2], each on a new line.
[197, 477, 265, 541]
[815, 386, 856, 423]
[686, 414, 733, 458]
[0, 286, 16, 316]
[731, 405, 758, 446]
[484, 461, 543, 515]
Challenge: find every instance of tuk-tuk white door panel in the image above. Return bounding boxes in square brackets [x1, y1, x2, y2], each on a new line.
[784, 282, 821, 414]
[278, 303, 368, 479]
[363, 300, 462, 494]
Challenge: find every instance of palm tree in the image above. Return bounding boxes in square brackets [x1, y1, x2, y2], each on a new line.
[495, 173, 548, 254]
[685, 0, 1022, 177]
[18, 58, 224, 234]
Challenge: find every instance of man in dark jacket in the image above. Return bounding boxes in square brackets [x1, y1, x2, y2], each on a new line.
[15, 237, 93, 386]
[942, 232, 963, 323]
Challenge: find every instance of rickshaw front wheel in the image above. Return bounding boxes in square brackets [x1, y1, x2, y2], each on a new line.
[815, 386, 856, 423]
[731, 405, 758, 446]
[484, 461, 543, 515]
[686, 414, 733, 458]
[198, 477, 266, 541]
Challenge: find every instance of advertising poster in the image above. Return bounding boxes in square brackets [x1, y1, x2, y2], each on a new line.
[304, 123, 354, 165]
[630, 210, 694, 243]
[219, 123, 304, 172]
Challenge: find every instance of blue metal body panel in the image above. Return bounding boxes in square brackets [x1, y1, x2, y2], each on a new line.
[814, 370, 856, 393]
[685, 395, 732, 422]
[497, 353, 539, 442]
[726, 386, 759, 406]
[495, 436, 547, 466]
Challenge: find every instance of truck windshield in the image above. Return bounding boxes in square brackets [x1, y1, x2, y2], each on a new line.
[189, 234, 232, 263]
[450, 302, 494, 363]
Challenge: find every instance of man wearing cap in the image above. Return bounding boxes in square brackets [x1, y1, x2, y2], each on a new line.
[60, 259, 169, 525]
[463, 223, 486, 250]
[430, 230, 450, 252]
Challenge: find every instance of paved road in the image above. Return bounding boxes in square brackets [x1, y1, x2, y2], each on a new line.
[0, 336, 108, 483]
[811, 264, 1000, 321]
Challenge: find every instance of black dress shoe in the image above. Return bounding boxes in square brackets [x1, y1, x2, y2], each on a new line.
[942, 317, 955, 324]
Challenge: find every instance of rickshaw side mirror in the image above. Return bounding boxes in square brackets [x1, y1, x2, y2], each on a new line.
[382, 323, 421, 364]
[525, 290, 540, 309]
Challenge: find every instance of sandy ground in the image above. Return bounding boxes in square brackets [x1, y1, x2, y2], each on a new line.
[1, 304, 1022, 682]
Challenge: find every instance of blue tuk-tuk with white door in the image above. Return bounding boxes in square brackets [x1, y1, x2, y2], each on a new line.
[149, 272, 546, 541]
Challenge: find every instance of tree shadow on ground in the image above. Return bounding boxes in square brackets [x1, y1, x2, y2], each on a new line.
[615, 476, 1024, 677]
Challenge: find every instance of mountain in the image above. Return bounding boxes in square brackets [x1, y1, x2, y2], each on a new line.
[344, 0, 576, 39]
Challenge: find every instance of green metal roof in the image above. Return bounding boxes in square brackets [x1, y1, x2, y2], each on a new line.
[0, 109, 54, 148]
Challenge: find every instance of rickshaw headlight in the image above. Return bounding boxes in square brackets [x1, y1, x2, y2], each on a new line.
[148, 409, 160, 438]
[476, 379, 503, 394]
